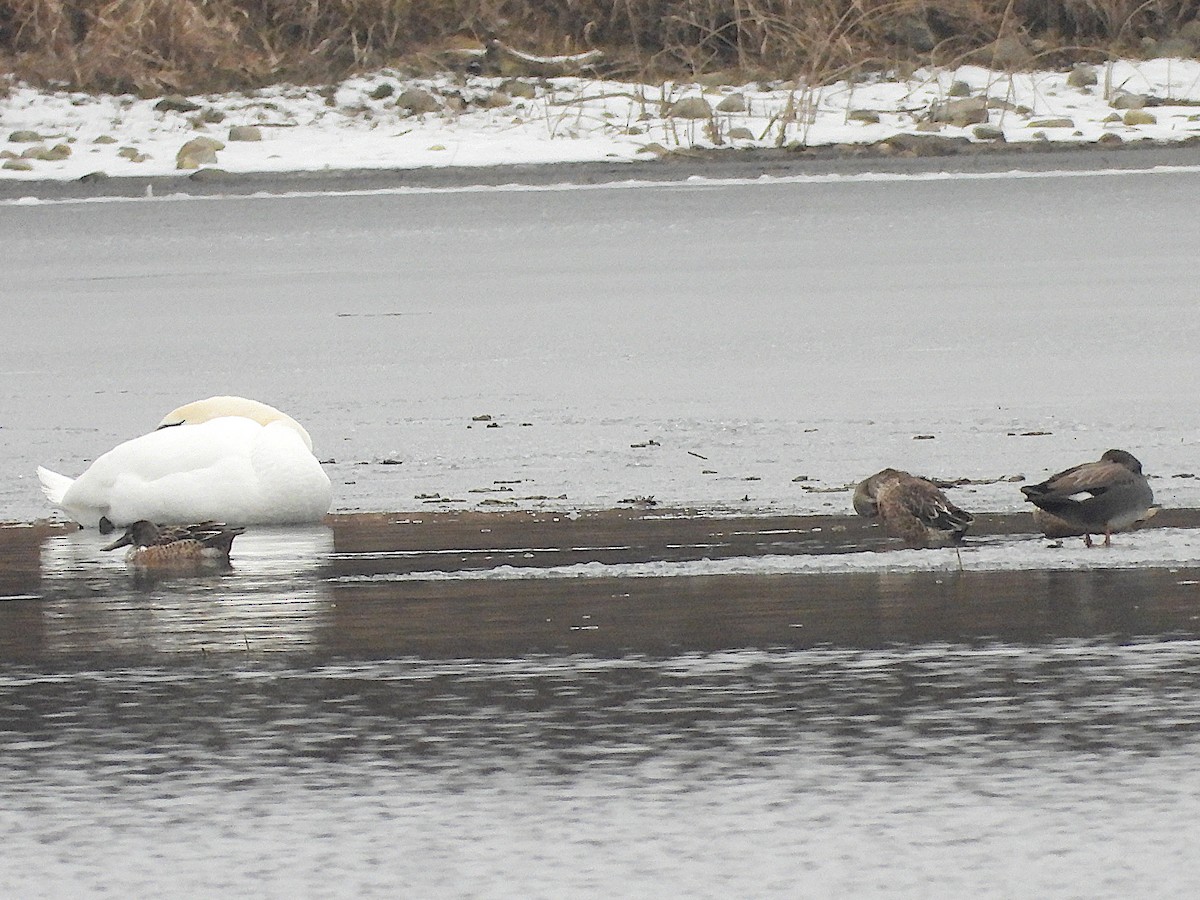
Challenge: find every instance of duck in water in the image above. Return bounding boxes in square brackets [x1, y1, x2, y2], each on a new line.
[102, 520, 245, 568]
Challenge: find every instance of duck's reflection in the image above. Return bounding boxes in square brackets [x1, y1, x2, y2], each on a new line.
[24, 525, 335, 656]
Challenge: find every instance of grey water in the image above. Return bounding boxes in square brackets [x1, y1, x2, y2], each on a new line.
[4, 523, 1200, 897]
[4, 169, 1200, 896]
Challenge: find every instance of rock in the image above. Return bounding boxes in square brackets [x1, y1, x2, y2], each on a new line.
[93, 134, 118, 144]
[228, 125, 262, 142]
[716, 93, 746, 113]
[0, 150, 15, 159]
[189, 167, 233, 182]
[948, 80, 972, 97]
[1027, 118, 1074, 128]
[1123, 109, 1157, 125]
[848, 109, 881, 124]
[914, 121, 943, 132]
[666, 96, 713, 119]
[480, 91, 512, 108]
[929, 96, 988, 127]
[1110, 91, 1147, 110]
[727, 126, 755, 140]
[36, 143, 71, 161]
[1067, 64, 1099, 87]
[500, 79, 538, 99]
[2, 158, 33, 170]
[155, 94, 201, 113]
[638, 142, 670, 156]
[396, 88, 441, 114]
[117, 146, 141, 159]
[79, 171, 110, 183]
[8, 130, 41, 143]
[198, 107, 225, 124]
[1097, 132, 1124, 145]
[972, 124, 1006, 141]
[1103, 112, 1122, 123]
[369, 82, 395, 100]
[877, 133, 970, 156]
[19, 145, 46, 159]
[176, 136, 224, 169]
[1182, 19, 1200, 43]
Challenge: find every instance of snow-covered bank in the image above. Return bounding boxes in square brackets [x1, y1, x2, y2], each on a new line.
[2, 59, 1199, 182]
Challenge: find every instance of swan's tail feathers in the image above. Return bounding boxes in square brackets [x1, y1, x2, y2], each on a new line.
[36, 466, 74, 506]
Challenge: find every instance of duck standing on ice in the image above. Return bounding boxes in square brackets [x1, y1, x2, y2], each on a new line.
[37, 396, 332, 532]
[1021, 449, 1154, 547]
[853, 468, 974, 548]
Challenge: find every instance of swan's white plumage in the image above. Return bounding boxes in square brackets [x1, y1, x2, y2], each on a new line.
[37, 397, 332, 529]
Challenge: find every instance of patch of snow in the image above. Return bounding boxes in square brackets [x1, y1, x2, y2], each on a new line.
[2, 59, 1199, 181]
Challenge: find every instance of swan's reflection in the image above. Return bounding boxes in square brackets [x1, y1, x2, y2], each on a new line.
[31, 526, 334, 656]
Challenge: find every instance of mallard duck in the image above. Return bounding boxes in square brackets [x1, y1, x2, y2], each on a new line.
[1021, 448, 1154, 547]
[853, 468, 973, 548]
[102, 520, 245, 568]
[37, 396, 332, 532]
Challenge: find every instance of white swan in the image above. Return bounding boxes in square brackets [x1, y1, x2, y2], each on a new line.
[37, 396, 332, 530]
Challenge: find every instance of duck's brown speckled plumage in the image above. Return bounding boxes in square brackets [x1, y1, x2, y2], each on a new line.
[853, 468, 973, 549]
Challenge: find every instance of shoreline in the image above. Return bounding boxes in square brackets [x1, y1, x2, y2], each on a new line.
[3, 138, 1199, 202]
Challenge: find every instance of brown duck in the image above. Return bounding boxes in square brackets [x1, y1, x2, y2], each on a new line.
[853, 468, 974, 548]
[102, 520, 245, 567]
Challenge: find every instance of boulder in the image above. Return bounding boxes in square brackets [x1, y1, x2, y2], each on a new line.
[480, 91, 512, 109]
[396, 88, 441, 114]
[1110, 91, 1147, 110]
[500, 79, 538, 99]
[36, 143, 71, 161]
[727, 126, 755, 140]
[228, 125, 262, 142]
[848, 109, 881, 124]
[155, 95, 201, 113]
[8, 130, 41, 143]
[929, 96, 988, 127]
[972, 124, 1006, 141]
[1123, 109, 1157, 125]
[1067, 64, 1099, 88]
[1027, 118, 1074, 128]
[716, 93, 746, 113]
[176, 136, 224, 169]
[666, 96, 713, 119]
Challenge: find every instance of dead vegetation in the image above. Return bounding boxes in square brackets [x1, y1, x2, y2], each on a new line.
[0, 0, 1198, 93]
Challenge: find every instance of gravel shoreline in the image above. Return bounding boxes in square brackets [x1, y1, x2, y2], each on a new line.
[3, 138, 1198, 202]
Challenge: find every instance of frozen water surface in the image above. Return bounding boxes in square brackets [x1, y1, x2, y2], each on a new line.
[3, 161, 1200, 898]
[3, 166, 1198, 526]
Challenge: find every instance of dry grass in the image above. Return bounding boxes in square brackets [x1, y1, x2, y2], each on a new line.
[0, 0, 1196, 93]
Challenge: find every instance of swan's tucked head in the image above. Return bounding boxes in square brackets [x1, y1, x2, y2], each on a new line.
[157, 396, 315, 451]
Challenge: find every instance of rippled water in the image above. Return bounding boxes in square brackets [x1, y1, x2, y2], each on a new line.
[4, 525, 1200, 897]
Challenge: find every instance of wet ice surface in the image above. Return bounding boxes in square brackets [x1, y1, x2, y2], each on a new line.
[4, 168, 1200, 532]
